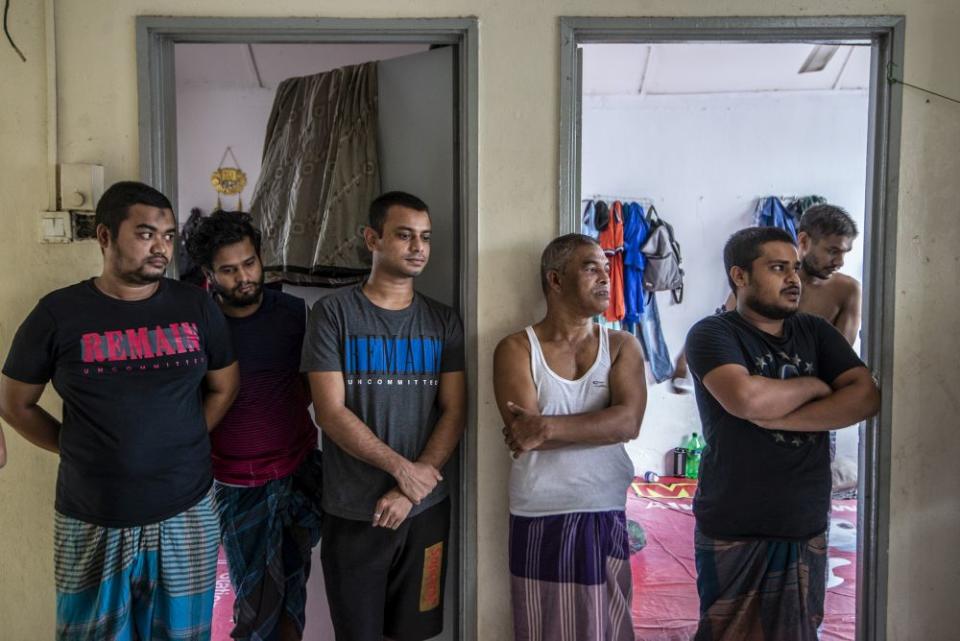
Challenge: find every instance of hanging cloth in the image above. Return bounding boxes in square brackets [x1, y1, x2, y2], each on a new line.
[622, 202, 649, 324]
[581, 200, 599, 240]
[594, 200, 611, 232]
[754, 196, 797, 242]
[249, 61, 380, 285]
[786, 195, 827, 225]
[599, 201, 625, 322]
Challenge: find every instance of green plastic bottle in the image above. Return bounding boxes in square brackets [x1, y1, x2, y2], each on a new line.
[685, 432, 705, 479]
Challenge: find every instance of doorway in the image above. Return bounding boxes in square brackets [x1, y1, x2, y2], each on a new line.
[138, 16, 479, 641]
[559, 16, 903, 641]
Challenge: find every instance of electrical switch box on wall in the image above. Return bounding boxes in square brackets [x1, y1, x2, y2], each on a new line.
[39, 211, 98, 244]
[39, 211, 72, 243]
[58, 163, 104, 211]
[40, 164, 104, 243]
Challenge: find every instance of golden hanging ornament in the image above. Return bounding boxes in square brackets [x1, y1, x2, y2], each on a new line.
[211, 147, 248, 211]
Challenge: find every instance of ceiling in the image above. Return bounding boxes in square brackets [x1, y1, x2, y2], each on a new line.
[582, 43, 871, 96]
[175, 43, 431, 90]
[175, 42, 871, 95]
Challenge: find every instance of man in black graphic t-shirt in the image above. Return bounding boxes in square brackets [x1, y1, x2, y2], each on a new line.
[0, 182, 238, 641]
[685, 227, 879, 641]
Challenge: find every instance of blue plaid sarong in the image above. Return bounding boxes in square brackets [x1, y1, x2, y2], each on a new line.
[214, 450, 322, 641]
[55, 489, 220, 641]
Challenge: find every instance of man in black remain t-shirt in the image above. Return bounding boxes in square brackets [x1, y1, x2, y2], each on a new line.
[684, 227, 879, 641]
[0, 182, 239, 641]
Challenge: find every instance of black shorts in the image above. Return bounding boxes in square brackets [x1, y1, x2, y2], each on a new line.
[321, 497, 450, 641]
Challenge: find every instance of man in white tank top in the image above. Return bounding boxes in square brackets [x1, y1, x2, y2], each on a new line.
[493, 234, 647, 641]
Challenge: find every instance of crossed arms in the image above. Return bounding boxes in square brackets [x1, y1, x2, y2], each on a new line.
[492, 329, 646, 457]
[702, 363, 879, 431]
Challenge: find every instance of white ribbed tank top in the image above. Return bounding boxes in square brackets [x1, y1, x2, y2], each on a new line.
[508, 324, 635, 516]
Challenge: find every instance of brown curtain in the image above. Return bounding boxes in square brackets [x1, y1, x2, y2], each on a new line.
[250, 61, 380, 285]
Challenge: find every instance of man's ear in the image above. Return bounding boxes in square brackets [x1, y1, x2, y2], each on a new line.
[797, 231, 812, 254]
[546, 269, 563, 294]
[363, 226, 380, 253]
[96, 224, 111, 250]
[730, 265, 749, 290]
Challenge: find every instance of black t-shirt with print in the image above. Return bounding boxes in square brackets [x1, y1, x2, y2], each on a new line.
[685, 311, 864, 540]
[2, 278, 235, 527]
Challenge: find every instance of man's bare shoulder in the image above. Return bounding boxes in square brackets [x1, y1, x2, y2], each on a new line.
[608, 327, 643, 359]
[495, 330, 532, 358]
[827, 272, 862, 304]
[830, 272, 861, 292]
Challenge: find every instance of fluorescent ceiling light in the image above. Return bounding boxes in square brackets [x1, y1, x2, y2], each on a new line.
[798, 44, 840, 73]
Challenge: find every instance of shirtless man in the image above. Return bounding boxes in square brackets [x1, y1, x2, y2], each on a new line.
[724, 204, 861, 343]
[673, 205, 859, 396]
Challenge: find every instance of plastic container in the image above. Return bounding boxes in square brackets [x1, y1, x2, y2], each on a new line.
[685, 432, 705, 479]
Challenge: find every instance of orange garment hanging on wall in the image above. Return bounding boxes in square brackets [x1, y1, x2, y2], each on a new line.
[598, 200, 625, 322]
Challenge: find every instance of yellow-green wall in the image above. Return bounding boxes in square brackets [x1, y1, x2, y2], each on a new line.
[1, 1, 957, 639]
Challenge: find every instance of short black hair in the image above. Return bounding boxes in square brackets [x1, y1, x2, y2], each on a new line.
[186, 210, 262, 270]
[369, 191, 429, 235]
[723, 226, 797, 293]
[540, 233, 601, 294]
[798, 204, 858, 240]
[95, 181, 173, 240]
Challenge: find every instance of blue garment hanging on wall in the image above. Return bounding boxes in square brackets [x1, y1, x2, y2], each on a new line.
[754, 196, 797, 242]
[622, 202, 649, 324]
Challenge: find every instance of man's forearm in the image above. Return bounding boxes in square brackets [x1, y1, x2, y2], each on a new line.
[738, 376, 829, 421]
[539, 405, 641, 447]
[3, 406, 60, 453]
[761, 380, 880, 432]
[318, 406, 408, 476]
[417, 408, 466, 469]
[204, 390, 237, 432]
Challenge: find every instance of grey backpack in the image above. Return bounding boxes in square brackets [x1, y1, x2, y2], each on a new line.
[641, 206, 684, 304]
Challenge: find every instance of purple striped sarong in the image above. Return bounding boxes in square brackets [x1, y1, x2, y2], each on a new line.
[509, 510, 634, 641]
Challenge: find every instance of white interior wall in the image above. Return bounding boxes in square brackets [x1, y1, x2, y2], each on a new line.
[176, 86, 273, 218]
[582, 89, 869, 474]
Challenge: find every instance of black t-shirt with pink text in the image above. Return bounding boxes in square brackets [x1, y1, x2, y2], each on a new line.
[2, 278, 235, 527]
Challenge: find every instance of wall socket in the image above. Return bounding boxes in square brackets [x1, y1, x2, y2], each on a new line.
[39, 211, 98, 243]
[71, 212, 97, 240]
